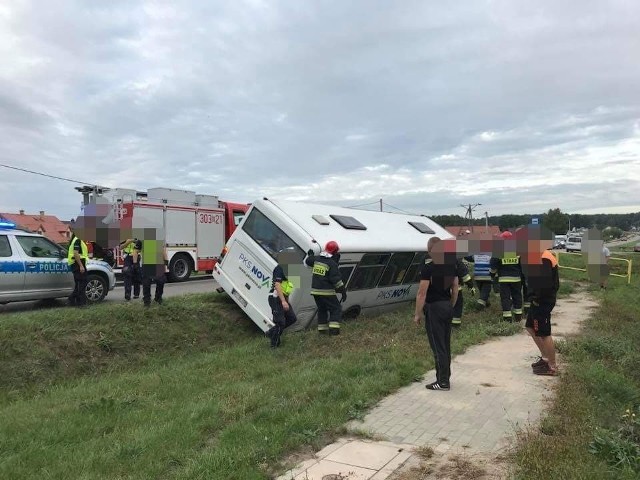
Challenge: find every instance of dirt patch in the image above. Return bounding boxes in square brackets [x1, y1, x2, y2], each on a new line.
[389, 451, 510, 480]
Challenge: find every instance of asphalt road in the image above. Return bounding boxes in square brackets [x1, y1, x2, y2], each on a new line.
[0, 275, 220, 314]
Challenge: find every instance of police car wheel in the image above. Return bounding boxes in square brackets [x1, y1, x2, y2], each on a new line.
[85, 273, 107, 303]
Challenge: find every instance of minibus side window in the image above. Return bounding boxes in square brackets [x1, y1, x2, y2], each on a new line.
[241, 208, 305, 262]
[347, 253, 391, 291]
[377, 252, 415, 287]
[401, 252, 427, 284]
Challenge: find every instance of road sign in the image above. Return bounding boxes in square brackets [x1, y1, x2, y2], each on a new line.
[531, 217, 539, 225]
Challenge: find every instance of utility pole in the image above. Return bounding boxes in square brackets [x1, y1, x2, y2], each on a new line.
[484, 211, 489, 234]
[460, 203, 482, 233]
[380, 198, 383, 212]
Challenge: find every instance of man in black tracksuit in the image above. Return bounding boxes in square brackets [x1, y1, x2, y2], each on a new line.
[305, 241, 346, 335]
[266, 262, 298, 348]
[414, 237, 459, 391]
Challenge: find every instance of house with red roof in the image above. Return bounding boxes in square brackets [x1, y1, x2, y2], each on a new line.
[445, 225, 502, 237]
[0, 210, 72, 245]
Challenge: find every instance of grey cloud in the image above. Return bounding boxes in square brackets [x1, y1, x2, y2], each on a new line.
[0, 0, 639, 221]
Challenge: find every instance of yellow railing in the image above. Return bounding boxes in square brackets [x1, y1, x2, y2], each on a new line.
[553, 251, 633, 284]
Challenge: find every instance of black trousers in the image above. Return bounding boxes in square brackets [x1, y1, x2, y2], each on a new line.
[313, 295, 342, 333]
[68, 263, 87, 306]
[424, 300, 454, 385]
[142, 274, 166, 305]
[123, 255, 141, 299]
[499, 282, 523, 320]
[476, 280, 492, 307]
[268, 296, 297, 346]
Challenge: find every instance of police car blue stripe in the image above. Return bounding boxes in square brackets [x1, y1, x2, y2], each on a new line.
[0, 261, 26, 273]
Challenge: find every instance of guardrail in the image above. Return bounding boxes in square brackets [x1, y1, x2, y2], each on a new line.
[553, 251, 632, 284]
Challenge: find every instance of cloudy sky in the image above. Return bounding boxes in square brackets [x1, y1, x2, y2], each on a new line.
[1, 0, 639, 220]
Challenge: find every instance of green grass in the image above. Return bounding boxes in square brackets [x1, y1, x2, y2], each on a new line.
[513, 270, 640, 479]
[0, 291, 521, 479]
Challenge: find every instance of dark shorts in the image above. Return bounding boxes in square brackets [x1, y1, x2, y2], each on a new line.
[525, 302, 555, 337]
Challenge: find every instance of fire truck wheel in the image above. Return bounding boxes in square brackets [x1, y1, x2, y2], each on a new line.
[168, 254, 192, 282]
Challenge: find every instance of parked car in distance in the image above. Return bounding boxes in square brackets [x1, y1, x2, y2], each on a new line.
[634, 242, 640, 253]
[565, 236, 583, 253]
[0, 223, 116, 305]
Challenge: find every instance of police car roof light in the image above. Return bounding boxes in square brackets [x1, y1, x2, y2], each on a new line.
[0, 221, 17, 229]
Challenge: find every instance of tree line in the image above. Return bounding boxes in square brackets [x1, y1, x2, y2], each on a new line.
[431, 208, 640, 235]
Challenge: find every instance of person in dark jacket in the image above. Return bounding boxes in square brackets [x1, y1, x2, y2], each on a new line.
[524, 246, 560, 376]
[266, 254, 298, 348]
[452, 258, 475, 326]
[490, 231, 523, 322]
[304, 241, 346, 335]
[464, 253, 493, 308]
[414, 237, 459, 391]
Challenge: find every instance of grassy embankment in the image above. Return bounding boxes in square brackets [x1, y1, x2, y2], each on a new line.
[514, 247, 640, 478]
[0, 287, 525, 480]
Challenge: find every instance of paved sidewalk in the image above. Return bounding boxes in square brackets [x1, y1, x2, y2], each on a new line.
[277, 292, 597, 479]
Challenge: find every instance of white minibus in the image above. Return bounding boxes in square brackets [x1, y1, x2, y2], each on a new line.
[212, 198, 453, 332]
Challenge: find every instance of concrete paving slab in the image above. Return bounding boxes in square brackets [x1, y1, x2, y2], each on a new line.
[324, 440, 401, 470]
[293, 459, 377, 480]
[277, 292, 597, 479]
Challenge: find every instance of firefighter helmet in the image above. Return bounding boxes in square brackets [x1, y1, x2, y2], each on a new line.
[500, 231, 513, 239]
[324, 240, 340, 254]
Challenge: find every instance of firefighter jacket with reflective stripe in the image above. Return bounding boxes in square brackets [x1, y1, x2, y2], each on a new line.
[67, 236, 88, 266]
[526, 250, 559, 304]
[305, 253, 344, 296]
[456, 258, 473, 287]
[490, 254, 522, 282]
[464, 254, 492, 281]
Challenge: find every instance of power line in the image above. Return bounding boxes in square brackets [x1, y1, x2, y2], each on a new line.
[0, 163, 108, 188]
[382, 202, 415, 215]
[344, 201, 380, 209]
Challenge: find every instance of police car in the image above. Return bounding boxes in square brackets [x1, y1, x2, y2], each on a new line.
[0, 221, 116, 305]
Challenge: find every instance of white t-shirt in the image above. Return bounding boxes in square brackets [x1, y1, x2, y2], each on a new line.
[602, 246, 610, 263]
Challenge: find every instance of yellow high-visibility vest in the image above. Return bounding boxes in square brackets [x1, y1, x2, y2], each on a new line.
[67, 237, 88, 266]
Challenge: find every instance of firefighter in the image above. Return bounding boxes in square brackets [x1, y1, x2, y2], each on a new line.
[464, 252, 493, 308]
[490, 231, 523, 322]
[304, 240, 346, 335]
[120, 238, 142, 301]
[67, 228, 89, 307]
[452, 257, 475, 326]
[266, 255, 298, 348]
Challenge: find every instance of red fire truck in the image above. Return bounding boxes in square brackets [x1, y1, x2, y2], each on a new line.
[77, 186, 248, 281]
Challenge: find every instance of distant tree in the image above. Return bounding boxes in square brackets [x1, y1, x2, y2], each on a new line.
[543, 208, 568, 235]
[603, 227, 623, 241]
[499, 214, 531, 230]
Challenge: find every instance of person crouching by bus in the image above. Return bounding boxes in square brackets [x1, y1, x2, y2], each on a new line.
[305, 241, 346, 335]
[120, 238, 142, 301]
[266, 256, 298, 348]
[414, 237, 459, 391]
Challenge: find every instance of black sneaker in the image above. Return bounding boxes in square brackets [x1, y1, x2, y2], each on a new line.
[133, 296, 140, 300]
[531, 357, 546, 368]
[425, 381, 450, 391]
[154, 298, 163, 305]
[533, 363, 558, 376]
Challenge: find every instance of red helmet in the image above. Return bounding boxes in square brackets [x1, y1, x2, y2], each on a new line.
[500, 231, 513, 239]
[324, 240, 340, 254]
